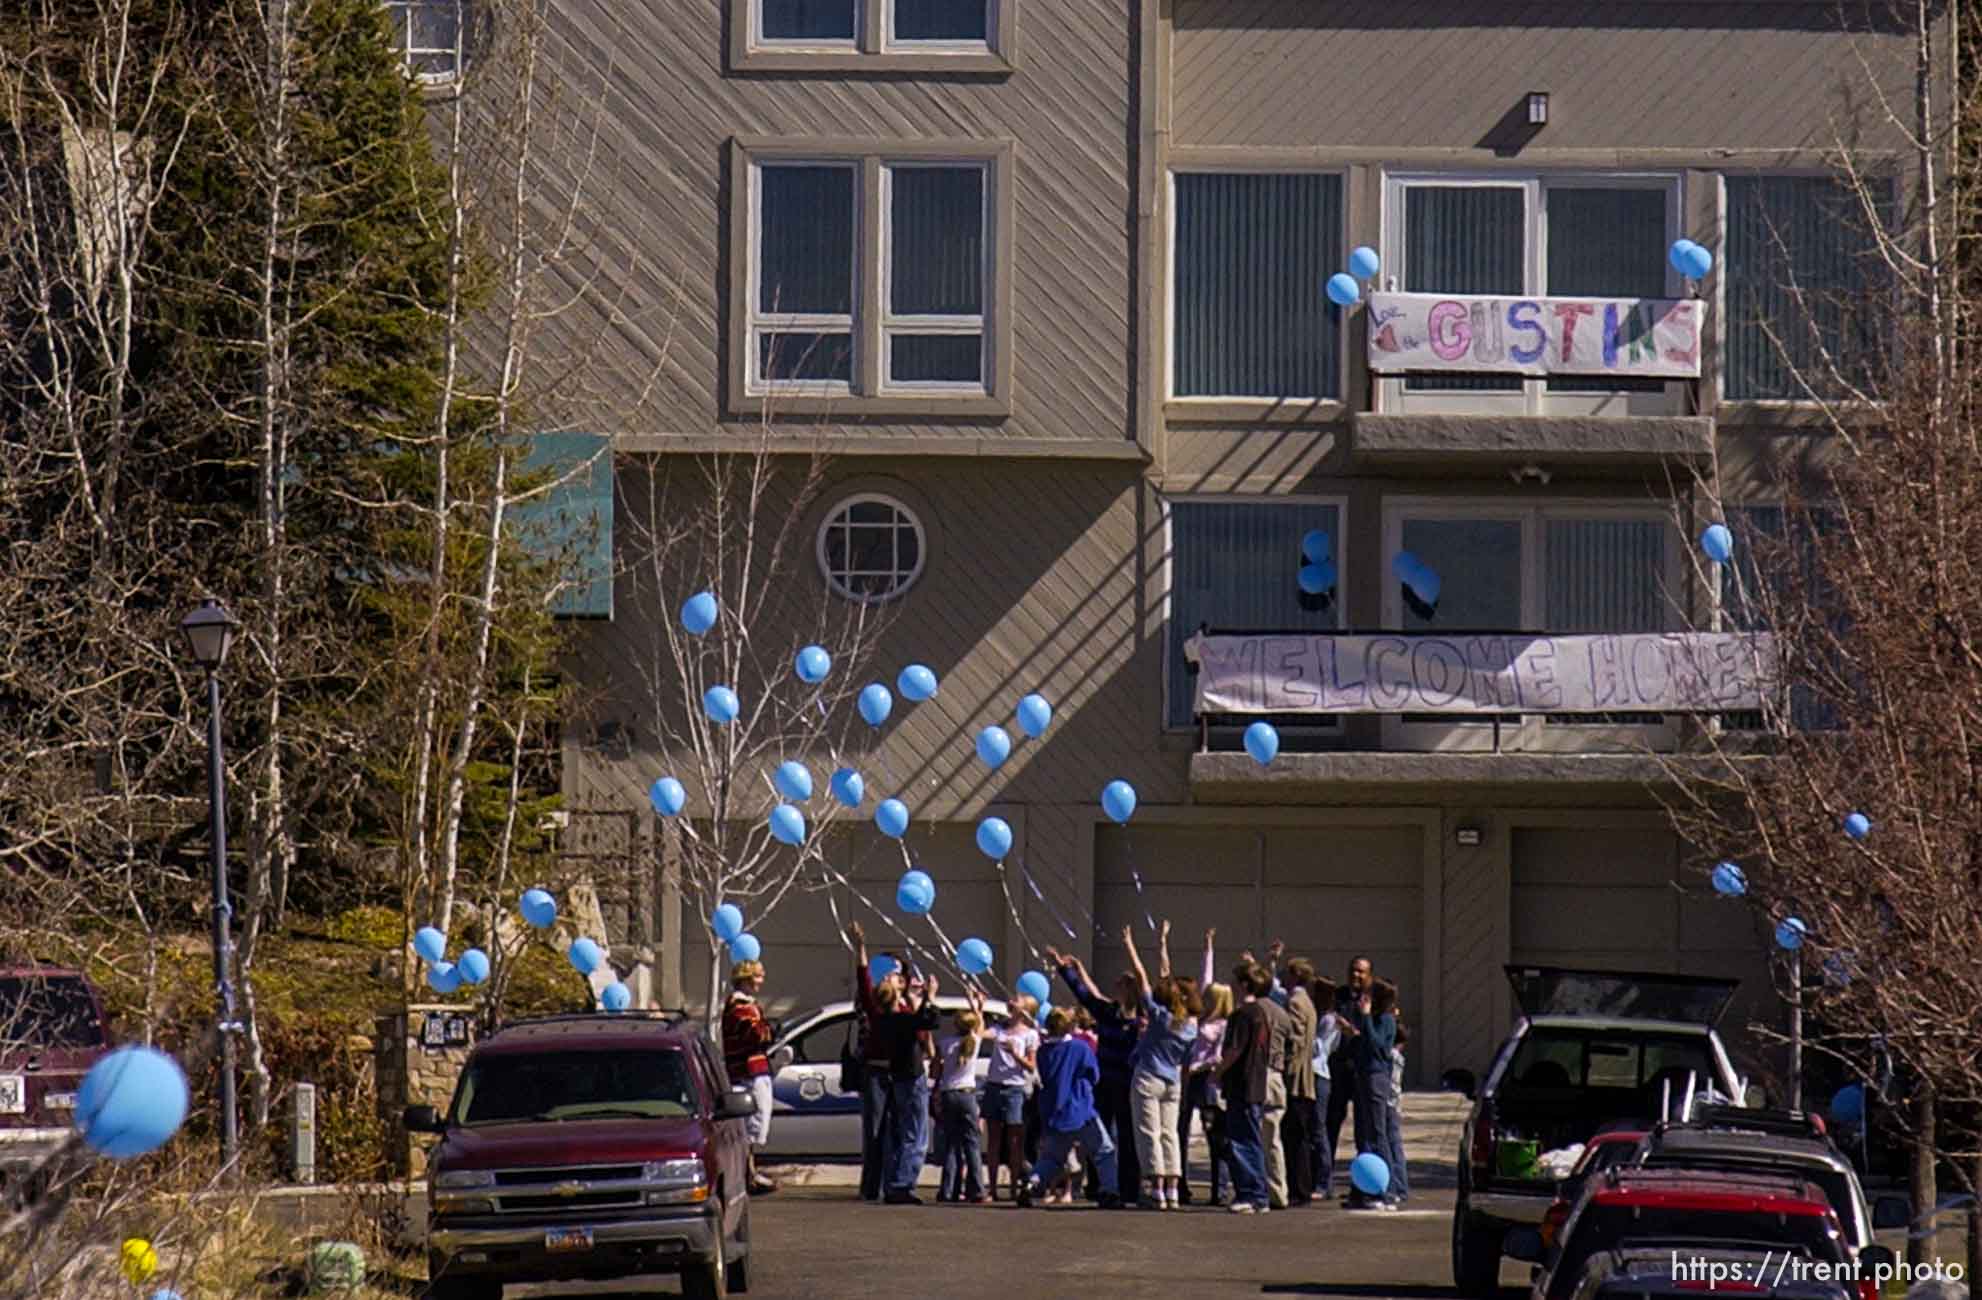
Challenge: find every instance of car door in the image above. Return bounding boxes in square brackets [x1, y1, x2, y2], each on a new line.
[763, 1012, 863, 1157]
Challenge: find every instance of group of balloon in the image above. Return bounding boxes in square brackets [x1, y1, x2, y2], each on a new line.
[413, 887, 635, 1013]
[1711, 808, 1872, 961]
[1323, 239, 1714, 310]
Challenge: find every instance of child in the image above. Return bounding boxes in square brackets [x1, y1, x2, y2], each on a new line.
[982, 995, 1039, 1202]
[932, 988, 988, 1203]
[1385, 1015, 1411, 1206]
[1017, 1008, 1121, 1208]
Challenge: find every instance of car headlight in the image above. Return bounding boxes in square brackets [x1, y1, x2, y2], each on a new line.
[434, 1169, 496, 1190]
[642, 1159, 704, 1185]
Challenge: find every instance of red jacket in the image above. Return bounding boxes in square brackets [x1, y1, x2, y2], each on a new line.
[722, 992, 773, 1078]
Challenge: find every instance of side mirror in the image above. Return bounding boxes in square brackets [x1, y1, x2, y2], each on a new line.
[1872, 1196, 1911, 1231]
[402, 1104, 444, 1134]
[769, 1045, 794, 1074]
[720, 1088, 758, 1120]
[1861, 1245, 1897, 1272]
[1504, 1227, 1544, 1263]
[1443, 1068, 1478, 1101]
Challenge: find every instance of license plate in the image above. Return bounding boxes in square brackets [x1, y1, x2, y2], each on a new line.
[544, 1228, 592, 1253]
[0, 1077, 23, 1116]
[42, 1093, 75, 1111]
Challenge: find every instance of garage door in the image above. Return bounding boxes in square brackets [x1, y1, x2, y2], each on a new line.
[1511, 827, 1778, 1077]
[1093, 823, 1424, 1076]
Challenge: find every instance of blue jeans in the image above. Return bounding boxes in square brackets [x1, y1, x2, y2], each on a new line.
[886, 1075, 932, 1195]
[1350, 1068, 1389, 1202]
[1224, 1100, 1269, 1209]
[859, 1070, 895, 1200]
[1309, 1080, 1334, 1199]
[936, 1089, 985, 1200]
[1323, 1066, 1355, 1196]
[1384, 1097, 1409, 1201]
[1029, 1115, 1117, 1196]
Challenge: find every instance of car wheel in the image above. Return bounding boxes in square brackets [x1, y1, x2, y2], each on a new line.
[682, 1205, 729, 1300]
[1451, 1201, 1502, 1298]
[424, 1271, 501, 1300]
[728, 1197, 752, 1294]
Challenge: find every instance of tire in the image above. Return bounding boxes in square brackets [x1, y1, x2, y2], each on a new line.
[425, 1272, 502, 1300]
[681, 1200, 729, 1300]
[1452, 1202, 1502, 1298]
[728, 1198, 752, 1294]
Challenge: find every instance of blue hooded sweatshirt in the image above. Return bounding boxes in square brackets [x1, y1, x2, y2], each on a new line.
[1035, 1034, 1100, 1133]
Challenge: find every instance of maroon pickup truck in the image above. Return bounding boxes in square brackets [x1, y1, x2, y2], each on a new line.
[407, 1012, 756, 1300]
[0, 965, 111, 1182]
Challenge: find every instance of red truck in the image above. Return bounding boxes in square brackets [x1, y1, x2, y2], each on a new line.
[0, 965, 112, 1185]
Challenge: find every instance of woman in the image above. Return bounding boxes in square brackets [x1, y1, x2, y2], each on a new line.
[982, 992, 1039, 1201]
[720, 959, 779, 1196]
[1186, 979, 1235, 1204]
[1122, 924, 1200, 1209]
[846, 921, 903, 1202]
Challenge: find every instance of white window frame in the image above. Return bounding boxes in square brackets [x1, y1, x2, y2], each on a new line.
[1377, 172, 1686, 417]
[748, 0, 998, 56]
[1159, 493, 1350, 735]
[879, 160, 991, 395]
[384, 0, 465, 84]
[816, 493, 927, 604]
[746, 159, 861, 398]
[1164, 167, 1349, 405]
[881, 0, 997, 52]
[754, 0, 860, 50]
[1379, 497, 1682, 754]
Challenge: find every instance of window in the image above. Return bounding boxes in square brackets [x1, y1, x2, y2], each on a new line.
[737, 1, 1010, 69]
[1718, 504, 1838, 731]
[384, 0, 463, 82]
[787, 1015, 855, 1066]
[1164, 498, 1344, 730]
[1172, 172, 1344, 401]
[818, 494, 925, 602]
[1383, 174, 1682, 414]
[452, 1050, 697, 1124]
[1723, 175, 1891, 401]
[737, 140, 1011, 411]
[1382, 499, 1679, 752]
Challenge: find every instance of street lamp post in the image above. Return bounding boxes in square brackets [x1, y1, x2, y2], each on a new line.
[180, 598, 240, 1169]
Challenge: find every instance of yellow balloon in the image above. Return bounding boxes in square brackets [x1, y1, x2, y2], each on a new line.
[120, 1238, 157, 1285]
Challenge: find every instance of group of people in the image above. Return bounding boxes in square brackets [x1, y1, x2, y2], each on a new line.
[843, 920, 1412, 1212]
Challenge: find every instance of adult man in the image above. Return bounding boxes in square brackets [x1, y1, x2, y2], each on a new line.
[1258, 970, 1297, 1210]
[1322, 955, 1372, 1198]
[1215, 961, 1274, 1213]
[1279, 958, 1320, 1205]
[720, 959, 779, 1196]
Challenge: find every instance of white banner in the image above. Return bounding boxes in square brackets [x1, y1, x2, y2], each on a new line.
[1185, 632, 1773, 715]
[1367, 292, 1703, 379]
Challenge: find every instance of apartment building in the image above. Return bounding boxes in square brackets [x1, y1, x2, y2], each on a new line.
[507, 0, 1922, 1087]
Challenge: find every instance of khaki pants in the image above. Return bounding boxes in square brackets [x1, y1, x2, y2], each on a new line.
[1131, 1072, 1183, 1179]
[1262, 1073, 1288, 1208]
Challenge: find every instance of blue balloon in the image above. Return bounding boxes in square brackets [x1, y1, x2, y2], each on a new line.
[1100, 779, 1137, 825]
[1711, 862, 1747, 897]
[601, 981, 632, 1012]
[680, 591, 718, 636]
[77, 1047, 189, 1160]
[1301, 529, 1331, 564]
[769, 803, 806, 846]
[1016, 693, 1053, 739]
[427, 961, 461, 994]
[897, 869, 936, 915]
[520, 887, 557, 929]
[456, 948, 490, 985]
[795, 644, 832, 684]
[1830, 1083, 1865, 1125]
[1775, 917, 1807, 951]
[649, 776, 686, 817]
[830, 767, 865, 808]
[1350, 1152, 1389, 1197]
[1844, 812, 1872, 840]
[1036, 1002, 1052, 1027]
[976, 816, 1014, 861]
[1700, 523, 1734, 564]
[875, 798, 910, 839]
[1017, 970, 1053, 1006]
[703, 685, 739, 725]
[1297, 562, 1334, 596]
[1244, 721, 1280, 766]
[975, 725, 1013, 769]
[1669, 239, 1701, 275]
[413, 926, 446, 964]
[869, 954, 902, 985]
[858, 683, 893, 727]
[150, 1292, 185, 1300]
[1325, 272, 1360, 307]
[774, 760, 813, 802]
[958, 938, 994, 976]
[898, 664, 939, 701]
[1682, 242, 1714, 281]
[711, 903, 744, 942]
[1348, 245, 1381, 281]
[567, 937, 603, 975]
[730, 932, 762, 962]
[1394, 550, 1441, 609]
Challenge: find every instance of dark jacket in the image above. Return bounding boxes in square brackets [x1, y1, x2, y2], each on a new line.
[871, 998, 941, 1078]
[1349, 1006, 1396, 1077]
[1058, 963, 1141, 1083]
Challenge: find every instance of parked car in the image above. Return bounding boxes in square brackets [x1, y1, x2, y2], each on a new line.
[408, 1012, 757, 1300]
[1448, 967, 1751, 1296]
[0, 965, 111, 1178]
[758, 997, 1008, 1158]
[1538, 1131, 1647, 1253]
[1527, 1167, 1877, 1300]
[1560, 1246, 1857, 1300]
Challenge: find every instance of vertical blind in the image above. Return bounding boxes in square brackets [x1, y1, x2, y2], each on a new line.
[1398, 518, 1523, 630]
[894, 0, 988, 41]
[1172, 173, 1342, 399]
[1725, 176, 1890, 400]
[890, 166, 984, 316]
[759, 165, 854, 314]
[762, 0, 856, 40]
[1545, 187, 1668, 394]
[1544, 519, 1667, 632]
[1404, 186, 1525, 392]
[1168, 501, 1340, 726]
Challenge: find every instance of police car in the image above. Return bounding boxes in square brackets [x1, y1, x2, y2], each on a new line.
[759, 997, 1011, 1157]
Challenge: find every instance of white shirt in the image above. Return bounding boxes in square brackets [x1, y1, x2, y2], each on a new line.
[936, 1034, 978, 1090]
[1314, 1011, 1341, 1084]
[986, 1023, 1039, 1088]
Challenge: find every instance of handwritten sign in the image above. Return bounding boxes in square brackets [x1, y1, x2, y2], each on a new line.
[1184, 632, 1773, 715]
[1367, 292, 1702, 379]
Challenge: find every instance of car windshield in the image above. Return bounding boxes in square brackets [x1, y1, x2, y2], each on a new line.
[452, 1049, 698, 1124]
[0, 976, 103, 1050]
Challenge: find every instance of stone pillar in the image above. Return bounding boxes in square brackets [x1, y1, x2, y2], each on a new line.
[375, 1005, 478, 1178]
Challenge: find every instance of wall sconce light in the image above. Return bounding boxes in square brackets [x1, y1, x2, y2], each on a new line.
[1455, 825, 1485, 847]
[1527, 92, 1549, 126]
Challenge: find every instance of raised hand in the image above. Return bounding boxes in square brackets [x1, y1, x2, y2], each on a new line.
[1160, 919, 1172, 942]
[1267, 939, 1285, 963]
[1121, 924, 1135, 948]
[1045, 946, 1065, 968]
[847, 921, 865, 945]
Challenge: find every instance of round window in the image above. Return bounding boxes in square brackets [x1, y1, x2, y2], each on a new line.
[816, 494, 925, 603]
